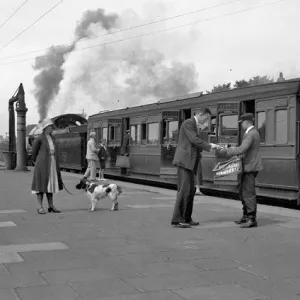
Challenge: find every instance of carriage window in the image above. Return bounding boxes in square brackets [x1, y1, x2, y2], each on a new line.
[137, 124, 141, 143]
[141, 123, 147, 144]
[102, 127, 107, 140]
[168, 121, 178, 141]
[257, 112, 266, 143]
[220, 114, 238, 136]
[109, 126, 115, 140]
[147, 123, 159, 145]
[275, 109, 288, 144]
[163, 120, 178, 143]
[115, 125, 121, 141]
[96, 128, 101, 143]
[130, 125, 141, 145]
[130, 126, 136, 143]
[211, 117, 216, 134]
[108, 124, 121, 142]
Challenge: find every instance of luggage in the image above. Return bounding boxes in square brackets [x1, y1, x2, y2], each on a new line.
[115, 155, 130, 168]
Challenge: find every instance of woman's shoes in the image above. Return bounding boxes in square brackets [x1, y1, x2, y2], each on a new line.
[37, 208, 46, 214]
[48, 207, 61, 213]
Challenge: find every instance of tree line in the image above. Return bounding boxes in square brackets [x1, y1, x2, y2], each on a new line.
[206, 75, 279, 94]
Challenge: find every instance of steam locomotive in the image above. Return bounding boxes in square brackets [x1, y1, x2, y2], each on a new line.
[28, 78, 300, 204]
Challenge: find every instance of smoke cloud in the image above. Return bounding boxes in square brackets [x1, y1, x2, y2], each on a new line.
[33, 45, 74, 120]
[33, 9, 119, 120]
[33, 6, 199, 119]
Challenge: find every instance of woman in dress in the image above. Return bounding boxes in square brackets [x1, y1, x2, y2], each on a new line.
[31, 118, 63, 214]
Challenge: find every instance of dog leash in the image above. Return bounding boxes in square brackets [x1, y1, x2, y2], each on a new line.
[62, 181, 82, 196]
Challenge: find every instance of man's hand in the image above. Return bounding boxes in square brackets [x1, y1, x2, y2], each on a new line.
[219, 147, 228, 154]
[210, 143, 222, 150]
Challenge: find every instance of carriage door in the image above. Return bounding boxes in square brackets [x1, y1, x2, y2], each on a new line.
[214, 102, 241, 186]
[160, 111, 180, 179]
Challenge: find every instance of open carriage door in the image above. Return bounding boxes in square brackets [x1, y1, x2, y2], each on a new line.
[213, 102, 241, 186]
[160, 110, 180, 179]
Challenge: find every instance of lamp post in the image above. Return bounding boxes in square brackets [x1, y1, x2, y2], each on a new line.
[15, 83, 28, 171]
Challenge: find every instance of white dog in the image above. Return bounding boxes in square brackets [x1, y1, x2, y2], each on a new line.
[75, 178, 122, 211]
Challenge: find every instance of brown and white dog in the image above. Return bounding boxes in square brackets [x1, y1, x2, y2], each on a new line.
[75, 178, 122, 211]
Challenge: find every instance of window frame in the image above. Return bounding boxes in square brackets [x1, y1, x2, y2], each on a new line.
[130, 124, 141, 145]
[274, 108, 288, 145]
[218, 113, 239, 137]
[147, 122, 160, 145]
[256, 111, 266, 144]
[162, 119, 179, 145]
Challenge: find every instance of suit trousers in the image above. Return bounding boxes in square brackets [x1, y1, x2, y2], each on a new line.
[239, 171, 258, 218]
[84, 159, 97, 180]
[171, 166, 196, 224]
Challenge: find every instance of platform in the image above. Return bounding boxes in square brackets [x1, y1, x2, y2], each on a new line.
[0, 168, 300, 300]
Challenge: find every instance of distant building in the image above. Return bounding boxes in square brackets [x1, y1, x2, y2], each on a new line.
[0, 135, 4, 143]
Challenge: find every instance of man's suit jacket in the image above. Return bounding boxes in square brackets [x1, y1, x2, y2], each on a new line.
[227, 127, 263, 173]
[98, 145, 108, 161]
[173, 118, 211, 172]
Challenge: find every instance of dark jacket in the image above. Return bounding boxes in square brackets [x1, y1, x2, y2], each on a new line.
[98, 145, 108, 161]
[227, 127, 263, 173]
[31, 133, 63, 192]
[172, 117, 212, 172]
[121, 134, 132, 155]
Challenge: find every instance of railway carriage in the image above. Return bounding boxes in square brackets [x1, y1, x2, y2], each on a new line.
[27, 79, 300, 204]
[88, 79, 300, 203]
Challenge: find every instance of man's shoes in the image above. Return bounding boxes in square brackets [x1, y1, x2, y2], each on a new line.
[240, 218, 257, 228]
[172, 222, 191, 228]
[189, 220, 200, 226]
[234, 216, 248, 225]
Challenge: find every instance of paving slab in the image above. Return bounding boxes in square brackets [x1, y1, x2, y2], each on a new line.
[15, 284, 82, 300]
[0, 242, 69, 253]
[0, 289, 20, 300]
[69, 278, 139, 298]
[1, 170, 300, 299]
[88, 290, 187, 300]
[173, 284, 269, 300]
[0, 252, 23, 263]
[122, 272, 214, 292]
[0, 221, 17, 227]
[0, 209, 26, 214]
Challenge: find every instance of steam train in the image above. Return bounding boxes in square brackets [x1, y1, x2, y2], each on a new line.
[28, 78, 300, 204]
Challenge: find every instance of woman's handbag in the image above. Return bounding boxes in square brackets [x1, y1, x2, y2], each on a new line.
[115, 155, 130, 168]
[212, 156, 242, 179]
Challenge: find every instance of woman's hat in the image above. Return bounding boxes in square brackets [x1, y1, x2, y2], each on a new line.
[40, 118, 54, 131]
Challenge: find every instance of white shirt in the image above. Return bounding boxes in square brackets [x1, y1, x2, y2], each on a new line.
[245, 125, 254, 134]
[194, 116, 199, 127]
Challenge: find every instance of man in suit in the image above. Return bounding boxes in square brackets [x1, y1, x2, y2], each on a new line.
[120, 130, 132, 175]
[220, 113, 263, 228]
[83, 131, 99, 182]
[171, 108, 220, 228]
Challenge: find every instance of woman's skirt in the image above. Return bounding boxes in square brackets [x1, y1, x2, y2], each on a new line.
[32, 155, 59, 194]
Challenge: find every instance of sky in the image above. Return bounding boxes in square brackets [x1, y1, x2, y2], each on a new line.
[0, 0, 299, 136]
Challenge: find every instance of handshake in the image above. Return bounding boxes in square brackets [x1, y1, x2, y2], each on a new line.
[210, 143, 228, 154]
[210, 143, 223, 150]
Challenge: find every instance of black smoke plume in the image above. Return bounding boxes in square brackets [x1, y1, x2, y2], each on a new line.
[33, 9, 119, 120]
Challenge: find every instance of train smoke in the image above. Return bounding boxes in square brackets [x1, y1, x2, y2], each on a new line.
[33, 9, 119, 120]
[33, 6, 199, 118]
